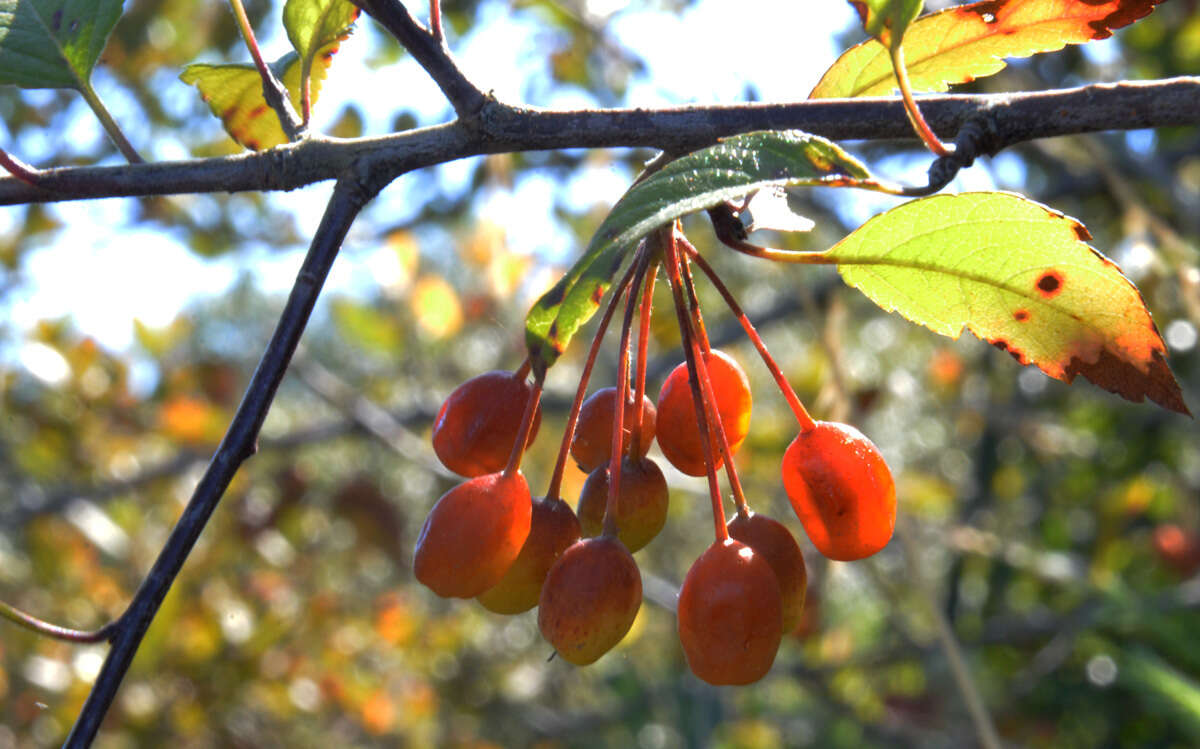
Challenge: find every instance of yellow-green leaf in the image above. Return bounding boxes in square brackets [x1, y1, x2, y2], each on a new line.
[828, 192, 1188, 415]
[282, 0, 359, 116]
[180, 43, 340, 150]
[811, 0, 1166, 99]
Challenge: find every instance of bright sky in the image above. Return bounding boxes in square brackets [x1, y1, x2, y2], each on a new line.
[0, 0, 1006, 362]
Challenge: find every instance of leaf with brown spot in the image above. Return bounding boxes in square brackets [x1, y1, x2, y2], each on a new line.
[827, 192, 1189, 415]
[811, 0, 1165, 98]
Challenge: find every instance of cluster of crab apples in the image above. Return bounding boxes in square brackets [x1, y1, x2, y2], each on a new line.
[415, 225, 897, 685]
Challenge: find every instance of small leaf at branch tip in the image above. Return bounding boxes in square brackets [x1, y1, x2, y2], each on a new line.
[813, 0, 1167, 98]
[830, 192, 1189, 415]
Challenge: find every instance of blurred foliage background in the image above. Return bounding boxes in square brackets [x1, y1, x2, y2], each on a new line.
[2, 0, 1200, 747]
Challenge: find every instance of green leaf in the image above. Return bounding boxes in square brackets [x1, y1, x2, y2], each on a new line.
[812, 0, 1165, 99]
[525, 130, 876, 375]
[828, 192, 1188, 414]
[851, 0, 923, 50]
[0, 0, 123, 90]
[282, 0, 359, 111]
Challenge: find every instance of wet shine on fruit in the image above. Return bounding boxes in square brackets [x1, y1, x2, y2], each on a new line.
[575, 456, 669, 553]
[538, 536, 642, 665]
[727, 511, 808, 634]
[413, 472, 532, 598]
[782, 421, 895, 561]
[570, 386, 657, 471]
[432, 371, 542, 477]
[677, 538, 782, 685]
[656, 350, 752, 476]
[477, 496, 581, 614]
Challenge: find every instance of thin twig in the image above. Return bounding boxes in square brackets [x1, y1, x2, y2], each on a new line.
[351, 0, 487, 118]
[0, 146, 44, 185]
[897, 517, 1004, 749]
[293, 357, 456, 478]
[229, 0, 305, 141]
[63, 176, 377, 747]
[0, 600, 116, 644]
[3, 77, 1197, 207]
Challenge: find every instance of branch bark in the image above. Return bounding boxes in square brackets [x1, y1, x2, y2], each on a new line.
[2, 77, 1196, 206]
[351, 0, 488, 118]
[62, 175, 379, 747]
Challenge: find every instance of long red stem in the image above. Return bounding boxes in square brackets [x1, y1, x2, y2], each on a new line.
[679, 255, 711, 354]
[663, 228, 728, 543]
[503, 377, 544, 478]
[630, 262, 657, 456]
[681, 239, 817, 433]
[603, 254, 649, 538]
[680, 257, 751, 518]
[544, 251, 643, 500]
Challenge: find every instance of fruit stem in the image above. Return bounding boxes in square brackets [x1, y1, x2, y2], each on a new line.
[514, 358, 532, 382]
[679, 254, 711, 354]
[662, 226, 728, 543]
[603, 252, 651, 538]
[630, 262, 658, 457]
[681, 238, 818, 433]
[680, 259, 751, 518]
[503, 375, 544, 479]
[545, 247, 644, 501]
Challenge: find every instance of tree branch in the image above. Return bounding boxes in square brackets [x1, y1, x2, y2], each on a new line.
[351, 0, 489, 118]
[1, 77, 1196, 207]
[63, 175, 379, 747]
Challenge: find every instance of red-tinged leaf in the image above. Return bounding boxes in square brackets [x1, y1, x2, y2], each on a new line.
[811, 0, 1166, 99]
[181, 19, 350, 151]
[827, 192, 1189, 415]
